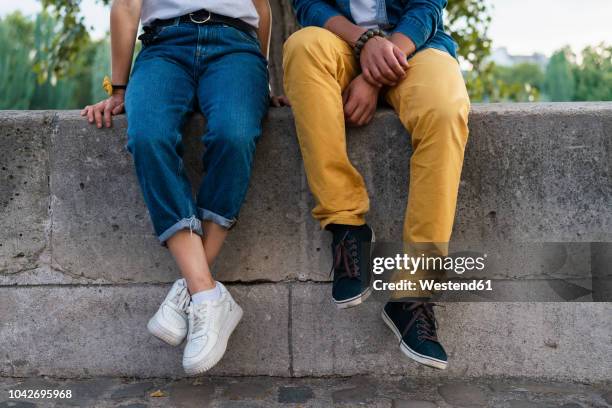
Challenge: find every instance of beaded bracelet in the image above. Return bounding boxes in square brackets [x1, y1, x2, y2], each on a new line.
[354, 28, 386, 59]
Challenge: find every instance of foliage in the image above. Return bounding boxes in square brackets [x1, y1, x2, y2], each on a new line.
[572, 44, 612, 101]
[544, 47, 575, 102]
[0, 11, 103, 109]
[474, 63, 544, 102]
[40, 0, 493, 90]
[445, 0, 492, 99]
[0, 13, 36, 109]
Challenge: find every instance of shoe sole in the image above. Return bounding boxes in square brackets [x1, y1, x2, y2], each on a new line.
[381, 309, 448, 370]
[147, 316, 185, 347]
[334, 285, 372, 309]
[183, 304, 244, 376]
[332, 229, 376, 310]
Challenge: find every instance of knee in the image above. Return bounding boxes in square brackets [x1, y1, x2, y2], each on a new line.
[126, 120, 173, 156]
[417, 96, 470, 144]
[424, 96, 470, 127]
[205, 119, 258, 160]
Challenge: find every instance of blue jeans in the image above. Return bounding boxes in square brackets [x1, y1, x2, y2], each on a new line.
[125, 21, 269, 245]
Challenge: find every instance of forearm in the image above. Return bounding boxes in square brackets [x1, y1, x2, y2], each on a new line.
[253, 0, 272, 59]
[110, 0, 141, 85]
[324, 15, 366, 47]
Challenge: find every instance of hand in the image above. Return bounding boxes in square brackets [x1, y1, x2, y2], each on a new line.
[342, 74, 379, 127]
[81, 92, 126, 128]
[359, 36, 408, 87]
[270, 95, 291, 107]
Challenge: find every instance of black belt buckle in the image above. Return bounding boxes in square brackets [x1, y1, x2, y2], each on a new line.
[189, 10, 212, 24]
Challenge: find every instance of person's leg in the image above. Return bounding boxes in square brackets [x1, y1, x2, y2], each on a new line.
[386, 48, 470, 250]
[283, 27, 373, 308]
[125, 44, 214, 295]
[384, 48, 470, 300]
[194, 26, 270, 265]
[381, 47, 470, 370]
[283, 27, 367, 228]
[178, 25, 268, 375]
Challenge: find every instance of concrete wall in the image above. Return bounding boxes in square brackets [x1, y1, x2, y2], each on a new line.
[1, 104, 611, 381]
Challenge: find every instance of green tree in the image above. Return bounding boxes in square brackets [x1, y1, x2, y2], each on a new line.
[544, 47, 575, 102]
[39, 0, 491, 93]
[0, 11, 98, 109]
[572, 44, 612, 101]
[0, 13, 36, 109]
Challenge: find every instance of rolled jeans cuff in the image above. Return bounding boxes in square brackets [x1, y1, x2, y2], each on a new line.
[198, 207, 236, 229]
[158, 215, 203, 246]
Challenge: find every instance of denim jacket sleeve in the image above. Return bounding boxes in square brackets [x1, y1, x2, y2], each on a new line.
[392, 0, 446, 49]
[292, 0, 342, 28]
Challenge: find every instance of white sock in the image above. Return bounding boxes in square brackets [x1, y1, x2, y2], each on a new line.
[191, 283, 221, 304]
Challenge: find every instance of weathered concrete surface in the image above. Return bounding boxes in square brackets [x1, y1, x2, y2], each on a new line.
[1, 103, 611, 284]
[0, 104, 611, 381]
[0, 284, 289, 378]
[1, 376, 609, 408]
[0, 111, 52, 276]
[290, 284, 612, 382]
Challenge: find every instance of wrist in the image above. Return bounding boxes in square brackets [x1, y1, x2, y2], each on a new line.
[354, 28, 386, 58]
[390, 32, 416, 56]
[357, 74, 381, 90]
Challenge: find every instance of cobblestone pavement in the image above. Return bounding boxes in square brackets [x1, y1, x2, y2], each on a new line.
[1, 376, 610, 408]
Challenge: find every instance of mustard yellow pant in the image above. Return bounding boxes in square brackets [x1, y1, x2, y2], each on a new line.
[283, 27, 469, 273]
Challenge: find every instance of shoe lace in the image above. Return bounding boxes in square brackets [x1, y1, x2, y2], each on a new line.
[173, 281, 191, 312]
[188, 304, 208, 339]
[400, 302, 441, 343]
[330, 231, 361, 279]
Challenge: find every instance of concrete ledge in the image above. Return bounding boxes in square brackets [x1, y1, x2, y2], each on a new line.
[1, 103, 611, 381]
[291, 284, 612, 382]
[0, 284, 290, 378]
[1, 282, 610, 381]
[1, 103, 611, 284]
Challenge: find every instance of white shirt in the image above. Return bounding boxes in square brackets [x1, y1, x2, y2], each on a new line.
[141, 0, 260, 28]
[350, 0, 379, 29]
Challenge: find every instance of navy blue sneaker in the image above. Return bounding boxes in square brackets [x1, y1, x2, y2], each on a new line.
[327, 223, 374, 309]
[382, 301, 448, 369]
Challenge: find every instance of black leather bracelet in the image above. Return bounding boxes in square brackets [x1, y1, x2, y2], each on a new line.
[354, 28, 386, 59]
[112, 84, 128, 90]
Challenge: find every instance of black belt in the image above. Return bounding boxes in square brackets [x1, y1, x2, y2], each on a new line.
[148, 9, 256, 36]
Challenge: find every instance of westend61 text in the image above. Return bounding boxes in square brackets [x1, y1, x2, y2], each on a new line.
[373, 279, 493, 292]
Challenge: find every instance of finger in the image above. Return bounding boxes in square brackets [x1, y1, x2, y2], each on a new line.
[270, 96, 281, 107]
[280, 96, 291, 106]
[384, 51, 406, 78]
[112, 103, 124, 115]
[342, 87, 350, 106]
[104, 104, 112, 128]
[344, 94, 358, 117]
[94, 107, 103, 128]
[371, 65, 393, 86]
[81, 107, 88, 116]
[354, 104, 370, 126]
[393, 47, 409, 69]
[350, 103, 367, 125]
[377, 59, 400, 83]
[87, 107, 95, 124]
[362, 68, 380, 88]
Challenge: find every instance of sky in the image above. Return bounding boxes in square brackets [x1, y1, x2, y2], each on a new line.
[1, 0, 611, 57]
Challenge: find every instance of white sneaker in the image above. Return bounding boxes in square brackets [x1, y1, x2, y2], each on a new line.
[147, 278, 190, 346]
[183, 282, 243, 375]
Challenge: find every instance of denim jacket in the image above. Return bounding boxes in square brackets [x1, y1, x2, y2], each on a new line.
[292, 0, 457, 58]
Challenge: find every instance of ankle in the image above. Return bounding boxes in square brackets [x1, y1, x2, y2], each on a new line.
[191, 282, 222, 304]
